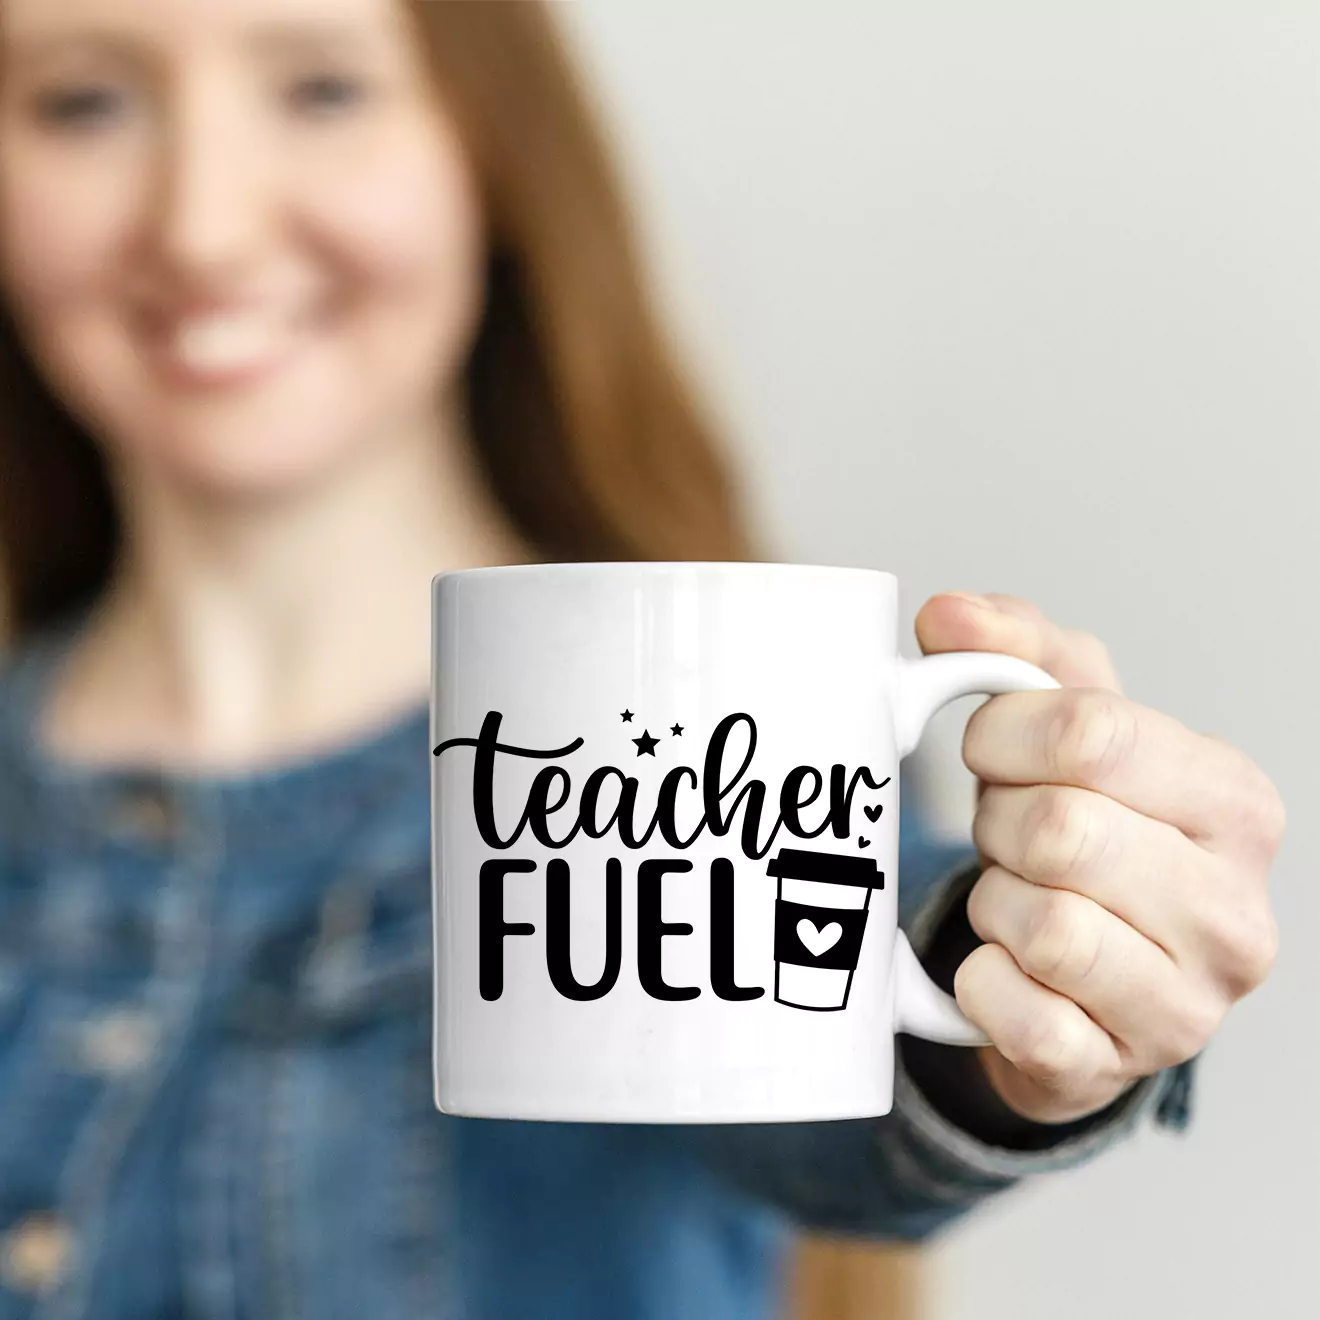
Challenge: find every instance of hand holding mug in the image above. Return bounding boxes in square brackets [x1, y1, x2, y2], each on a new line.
[917, 592, 1286, 1124]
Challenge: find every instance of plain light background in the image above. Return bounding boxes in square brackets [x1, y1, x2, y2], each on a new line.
[561, 4, 1318, 1318]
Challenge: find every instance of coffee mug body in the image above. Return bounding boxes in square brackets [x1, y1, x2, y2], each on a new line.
[431, 562, 1052, 1123]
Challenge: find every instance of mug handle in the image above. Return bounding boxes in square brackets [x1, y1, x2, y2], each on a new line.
[891, 650, 1061, 1046]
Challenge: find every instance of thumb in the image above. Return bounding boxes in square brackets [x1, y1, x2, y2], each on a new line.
[914, 591, 1121, 691]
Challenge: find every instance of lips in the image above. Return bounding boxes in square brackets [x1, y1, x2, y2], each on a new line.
[140, 303, 313, 387]
[174, 313, 289, 374]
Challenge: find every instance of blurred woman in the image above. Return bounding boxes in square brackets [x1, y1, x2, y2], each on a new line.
[0, 2, 1281, 1319]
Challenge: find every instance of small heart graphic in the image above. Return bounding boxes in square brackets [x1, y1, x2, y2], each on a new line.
[796, 919, 842, 958]
[858, 837, 871, 848]
[864, 804, 883, 822]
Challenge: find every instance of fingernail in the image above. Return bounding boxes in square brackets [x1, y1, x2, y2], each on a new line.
[945, 591, 997, 612]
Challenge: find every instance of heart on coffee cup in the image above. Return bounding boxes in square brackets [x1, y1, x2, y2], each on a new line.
[796, 918, 843, 958]
[864, 804, 883, 822]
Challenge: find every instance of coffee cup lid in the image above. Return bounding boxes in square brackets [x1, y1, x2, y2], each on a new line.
[765, 847, 883, 888]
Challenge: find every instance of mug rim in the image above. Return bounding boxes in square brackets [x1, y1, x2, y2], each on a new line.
[432, 560, 898, 587]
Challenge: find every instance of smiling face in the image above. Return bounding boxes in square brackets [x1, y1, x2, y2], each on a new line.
[0, 0, 485, 497]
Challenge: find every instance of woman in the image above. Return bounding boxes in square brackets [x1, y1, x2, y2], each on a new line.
[0, 2, 1283, 1319]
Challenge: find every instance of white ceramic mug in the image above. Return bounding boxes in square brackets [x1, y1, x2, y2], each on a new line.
[431, 562, 1057, 1123]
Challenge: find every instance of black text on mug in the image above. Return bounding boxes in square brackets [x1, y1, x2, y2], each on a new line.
[433, 710, 891, 1009]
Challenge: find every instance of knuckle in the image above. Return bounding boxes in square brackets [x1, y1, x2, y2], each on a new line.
[1225, 910, 1280, 996]
[1202, 737, 1286, 856]
[1017, 888, 1101, 985]
[1044, 690, 1136, 784]
[1011, 1011, 1092, 1089]
[1200, 898, 1279, 998]
[1020, 787, 1103, 884]
[1250, 778, 1287, 855]
[1159, 995, 1225, 1068]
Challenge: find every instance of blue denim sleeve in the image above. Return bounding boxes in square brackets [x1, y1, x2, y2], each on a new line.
[696, 809, 1196, 1241]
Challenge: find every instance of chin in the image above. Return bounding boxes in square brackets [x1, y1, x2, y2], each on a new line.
[165, 438, 365, 501]
[116, 396, 387, 502]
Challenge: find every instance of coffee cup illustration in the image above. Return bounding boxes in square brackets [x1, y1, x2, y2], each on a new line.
[767, 847, 885, 1011]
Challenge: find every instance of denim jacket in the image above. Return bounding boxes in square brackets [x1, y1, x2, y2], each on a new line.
[0, 630, 1192, 1320]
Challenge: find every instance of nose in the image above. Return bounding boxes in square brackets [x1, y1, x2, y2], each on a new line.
[147, 78, 272, 288]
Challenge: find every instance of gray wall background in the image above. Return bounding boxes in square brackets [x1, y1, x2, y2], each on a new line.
[563, 4, 1318, 1318]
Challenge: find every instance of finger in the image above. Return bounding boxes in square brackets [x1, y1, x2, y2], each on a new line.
[981, 596, 1124, 693]
[974, 784, 1278, 1004]
[971, 782, 1202, 957]
[915, 593, 1121, 691]
[966, 865, 1217, 1073]
[953, 943, 1125, 1111]
[964, 686, 1279, 855]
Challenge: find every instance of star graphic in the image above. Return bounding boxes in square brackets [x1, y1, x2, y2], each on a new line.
[632, 729, 659, 756]
[670, 723, 684, 736]
[620, 709, 634, 722]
